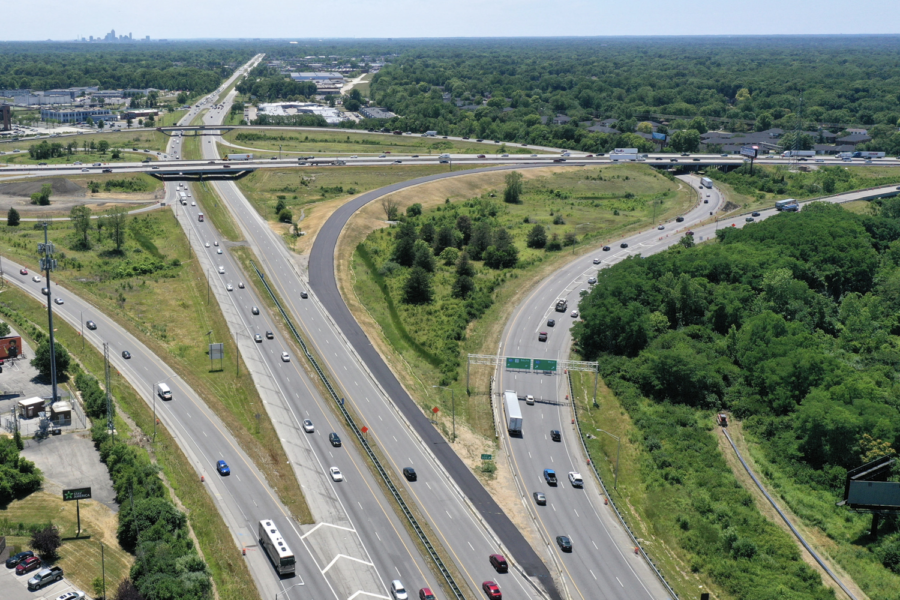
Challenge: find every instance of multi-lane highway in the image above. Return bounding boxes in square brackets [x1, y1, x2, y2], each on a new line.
[193, 84, 556, 599]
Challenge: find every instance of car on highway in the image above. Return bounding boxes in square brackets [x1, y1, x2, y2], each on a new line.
[329, 432, 342, 447]
[556, 535, 573, 552]
[587, 277, 597, 285]
[550, 429, 561, 442]
[489, 553, 508, 573]
[281, 352, 290, 362]
[218, 266, 225, 274]
[568, 472, 584, 487]
[533, 491, 546, 506]
[6, 550, 35, 568]
[602, 245, 610, 251]
[547, 318, 555, 327]
[238, 282, 244, 288]
[32, 275, 41, 282]
[669, 158, 678, 162]
[538, 331, 547, 342]
[620, 242, 629, 248]
[254, 333, 262, 342]
[481, 581, 502, 599]
[329, 467, 343, 482]
[191, 202, 195, 206]
[746, 216, 755, 222]
[16, 555, 41, 574]
[82, 168, 89, 172]
[216, 460, 230, 476]
[681, 153, 690, 157]
[300, 291, 308, 299]
[752, 211, 761, 217]
[41, 287, 49, 295]
[205, 242, 210, 247]
[303, 419, 314, 433]
[704, 199, 709, 204]
[543, 469, 557, 485]
[226, 283, 233, 291]
[657, 225, 665, 230]
[390, 580, 408, 600]
[122, 350, 131, 359]
[403, 467, 417, 481]
[54, 297, 64, 305]
[251, 306, 259, 315]
[570, 310, 579, 318]
[676, 216, 685, 222]
[592, 257, 601, 264]
[217, 248, 222, 254]
[501, 154, 509, 157]
[418, 588, 436, 600]
[265, 331, 274, 339]
[477, 154, 486, 158]
[86, 320, 97, 330]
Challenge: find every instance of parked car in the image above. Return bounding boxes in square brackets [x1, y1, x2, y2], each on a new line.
[6, 550, 34, 568]
[16, 556, 41, 575]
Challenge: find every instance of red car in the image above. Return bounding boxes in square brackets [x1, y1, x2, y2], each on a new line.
[19, 268, 28, 275]
[16, 555, 41, 575]
[418, 589, 436, 600]
[477, 154, 486, 158]
[482, 581, 502, 599]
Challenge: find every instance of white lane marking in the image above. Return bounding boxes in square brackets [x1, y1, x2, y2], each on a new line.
[616, 577, 623, 587]
[590, 570, 597, 580]
[592, 540, 598, 550]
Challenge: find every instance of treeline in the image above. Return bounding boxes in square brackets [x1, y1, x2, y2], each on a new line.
[353, 37, 900, 149]
[573, 201, 900, 584]
[77, 371, 211, 600]
[708, 163, 900, 199]
[0, 42, 253, 93]
[235, 64, 317, 101]
[0, 436, 42, 505]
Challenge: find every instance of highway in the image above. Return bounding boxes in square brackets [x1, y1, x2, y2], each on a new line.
[194, 81, 555, 599]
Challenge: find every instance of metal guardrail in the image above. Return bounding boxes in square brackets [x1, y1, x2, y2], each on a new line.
[250, 261, 467, 600]
[722, 429, 857, 600]
[566, 372, 679, 600]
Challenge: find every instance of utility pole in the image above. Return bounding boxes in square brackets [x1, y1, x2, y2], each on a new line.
[38, 223, 59, 406]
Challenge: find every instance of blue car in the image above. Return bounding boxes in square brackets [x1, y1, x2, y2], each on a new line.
[216, 460, 230, 476]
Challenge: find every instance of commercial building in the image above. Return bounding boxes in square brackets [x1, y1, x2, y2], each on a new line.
[122, 109, 159, 121]
[12, 94, 71, 106]
[0, 105, 10, 131]
[257, 102, 347, 124]
[291, 72, 345, 82]
[40, 107, 116, 124]
[359, 106, 396, 120]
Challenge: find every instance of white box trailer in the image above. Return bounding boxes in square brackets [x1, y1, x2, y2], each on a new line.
[504, 390, 522, 435]
[227, 153, 254, 161]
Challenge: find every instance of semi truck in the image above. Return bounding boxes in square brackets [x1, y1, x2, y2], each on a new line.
[226, 153, 253, 161]
[853, 151, 886, 159]
[781, 150, 816, 158]
[613, 148, 638, 154]
[775, 199, 800, 212]
[700, 177, 714, 188]
[504, 390, 523, 435]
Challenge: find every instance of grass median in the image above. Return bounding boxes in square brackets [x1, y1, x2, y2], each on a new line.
[193, 180, 242, 242]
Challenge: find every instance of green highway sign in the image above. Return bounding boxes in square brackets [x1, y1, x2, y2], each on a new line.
[533, 359, 558, 372]
[505, 357, 531, 370]
[62, 487, 92, 501]
[481, 454, 493, 461]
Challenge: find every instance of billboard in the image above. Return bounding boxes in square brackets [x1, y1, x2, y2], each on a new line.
[651, 132, 667, 141]
[505, 357, 531, 370]
[740, 146, 758, 158]
[209, 343, 224, 360]
[0, 336, 22, 359]
[63, 487, 92, 501]
[846, 481, 900, 509]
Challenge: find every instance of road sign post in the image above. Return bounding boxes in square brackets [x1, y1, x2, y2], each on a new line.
[505, 357, 531, 370]
[63, 487, 92, 536]
[532, 359, 558, 372]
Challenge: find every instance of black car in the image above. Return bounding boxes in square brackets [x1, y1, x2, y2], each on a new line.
[6, 550, 34, 568]
[550, 430, 561, 442]
[620, 243, 629, 249]
[675, 216, 685, 222]
[751, 211, 760, 217]
[602, 246, 610, 251]
[547, 318, 555, 327]
[692, 158, 700, 162]
[681, 153, 690, 157]
[329, 432, 342, 447]
[86, 320, 97, 330]
[122, 350, 131, 359]
[556, 535, 573, 552]
[300, 291, 308, 299]
[403, 467, 417, 481]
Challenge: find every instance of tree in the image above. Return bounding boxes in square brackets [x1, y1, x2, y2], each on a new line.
[403, 267, 433, 304]
[526, 224, 547, 248]
[483, 227, 518, 269]
[70, 205, 92, 248]
[7, 207, 19, 227]
[670, 129, 701, 153]
[688, 116, 708, 135]
[98, 120, 105, 130]
[0, 321, 10, 337]
[755, 112, 773, 131]
[30, 183, 52, 206]
[392, 221, 418, 267]
[503, 171, 524, 204]
[278, 208, 293, 223]
[412, 240, 436, 272]
[97, 140, 110, 155]
[468, 221, 493, 260]
[127, 118, 133, 128]
[107, 206, 128, 252]
[31, 339, 71, 379]
[381, 196, 399, 221]
[406, 203, 422, 218]
[636, 122, 653, 134]
[31, 526, 61, 560]
[114, 579, 144, 600]
[433, 225, 456, 255]
[455, 215, 472, 245]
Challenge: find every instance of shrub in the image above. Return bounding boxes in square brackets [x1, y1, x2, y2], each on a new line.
[31, 525, 61, 559]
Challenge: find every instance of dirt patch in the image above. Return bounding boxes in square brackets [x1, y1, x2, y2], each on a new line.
[717, 421, 867, 600]
[0, 177, 85, 198]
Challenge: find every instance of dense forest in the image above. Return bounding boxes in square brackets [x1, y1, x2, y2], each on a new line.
[572, 201, 900, 593]
[0, 42, 254, 93]
[358, 37, 900, 151]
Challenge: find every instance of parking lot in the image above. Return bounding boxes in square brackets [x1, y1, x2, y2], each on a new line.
[1, 552, 86, 600]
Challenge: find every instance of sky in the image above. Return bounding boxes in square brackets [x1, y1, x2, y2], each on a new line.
[4, 0, 900, 40]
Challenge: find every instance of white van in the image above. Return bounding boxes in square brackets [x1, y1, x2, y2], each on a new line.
[157, 383, 172, 400]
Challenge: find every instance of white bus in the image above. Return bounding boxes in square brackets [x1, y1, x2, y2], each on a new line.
[258, 520, 296, 575]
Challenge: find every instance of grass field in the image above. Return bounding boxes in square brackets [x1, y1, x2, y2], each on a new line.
[1, 491, 133, 595]
[0, 286, 262, 600]
[194, 179, 242, 242]
[221, 128, 545, 156]
[348, 164, 695, 438]
[1, 131, 170, 155]
[0, 211, 311, 525]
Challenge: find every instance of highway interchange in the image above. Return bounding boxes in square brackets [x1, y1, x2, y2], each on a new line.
[3, 57, 900, 600]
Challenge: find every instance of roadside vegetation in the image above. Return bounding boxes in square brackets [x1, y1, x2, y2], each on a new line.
[350, 164, 694, 437]
[2, 131, 169, 160]
[572, 201, 900, 600]
[0, 285, 260, 600]
[0, 209, 312, 525]
[221, 129, 541, 156]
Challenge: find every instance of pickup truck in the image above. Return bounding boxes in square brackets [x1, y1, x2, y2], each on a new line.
[28, 566, 64, 590]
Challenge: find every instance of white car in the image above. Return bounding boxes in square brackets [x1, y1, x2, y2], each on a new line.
[303, 419, 314, 433]
[205, 242, 210, 248]
[390, 580, 409, 600]
[568, 472, 584, 488]
[226, 283, 233, 291]
[571, 310, 579, 318]
[55, 592, 86, 600]
[218, 266, 225, 274]
[281, 352, 291, 362]
[32, 275, 41, 282]
[54, 297, 64, 305]
[592, 258, 601, 264]
[217, 249, 222, 254]
[214, 241, 219, 246]
[191, 201, 196, 206]
[329, 467, 343, 482]
[238, 282, 245, 288]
